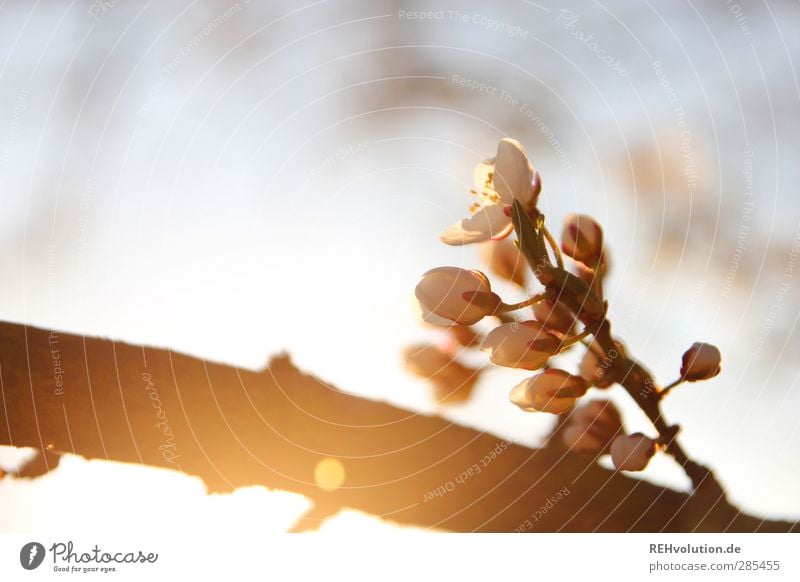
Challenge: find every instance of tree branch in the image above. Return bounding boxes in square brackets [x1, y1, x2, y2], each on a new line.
[0, 322, 795, 532]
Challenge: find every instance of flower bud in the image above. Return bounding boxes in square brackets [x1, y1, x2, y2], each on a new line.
[415, 267, 499, 325]
[578, 340, 625, 388]
[561, 400, 622, 453]
[403, 344, 480, 404]
[680, 342, 722, 381]
[478, 239, 527, 287]
[610, 433, 656, 472]
[509, 369, 588, 414]
[561, 214, 603, 266]
[533, 298, 575, 334]
[482, 320, 561, 370]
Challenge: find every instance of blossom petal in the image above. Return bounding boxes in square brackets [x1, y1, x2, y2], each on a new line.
[472, 157, 495, 190]
[493, 138, 534, 205]
[440, 205, 511, 246]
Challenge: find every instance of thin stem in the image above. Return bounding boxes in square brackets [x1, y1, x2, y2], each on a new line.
[498, 292, 547, 313]
[590, 321, 717, 493]
[558, 329, 591, 351]
[659, 378, 684, 398]
[542, 225, 564, 270]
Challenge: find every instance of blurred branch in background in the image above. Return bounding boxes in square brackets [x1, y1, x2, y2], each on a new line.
[1, 322, 796, 532]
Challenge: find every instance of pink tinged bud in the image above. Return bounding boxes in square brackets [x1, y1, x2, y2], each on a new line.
[478, 239, 527, 287]
[610, 433, 657, 472]
[509, 369, 587, 414]
[562, 400, 622, 453]
[533, 298, 575, 334]
[561, 214, 603, 265]
[680, 342, 722, 381]
[481, 320, 561, 370]
[415, 267, 495, 325]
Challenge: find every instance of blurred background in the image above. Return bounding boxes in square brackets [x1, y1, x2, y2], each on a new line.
[1, 0, 799, 532]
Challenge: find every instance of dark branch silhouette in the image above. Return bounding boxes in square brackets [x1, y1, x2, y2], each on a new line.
[0, 322, 796, 532]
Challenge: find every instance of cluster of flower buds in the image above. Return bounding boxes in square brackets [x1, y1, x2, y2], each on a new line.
[409, 137, 609, 410]
[406, 136, 723, 486]
[402, 343, 480, 404]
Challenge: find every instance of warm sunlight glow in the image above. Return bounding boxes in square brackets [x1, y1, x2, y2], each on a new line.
[314, 458, 346, 492]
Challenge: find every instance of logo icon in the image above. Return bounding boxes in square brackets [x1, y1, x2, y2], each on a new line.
[20, 542, 46, 570]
